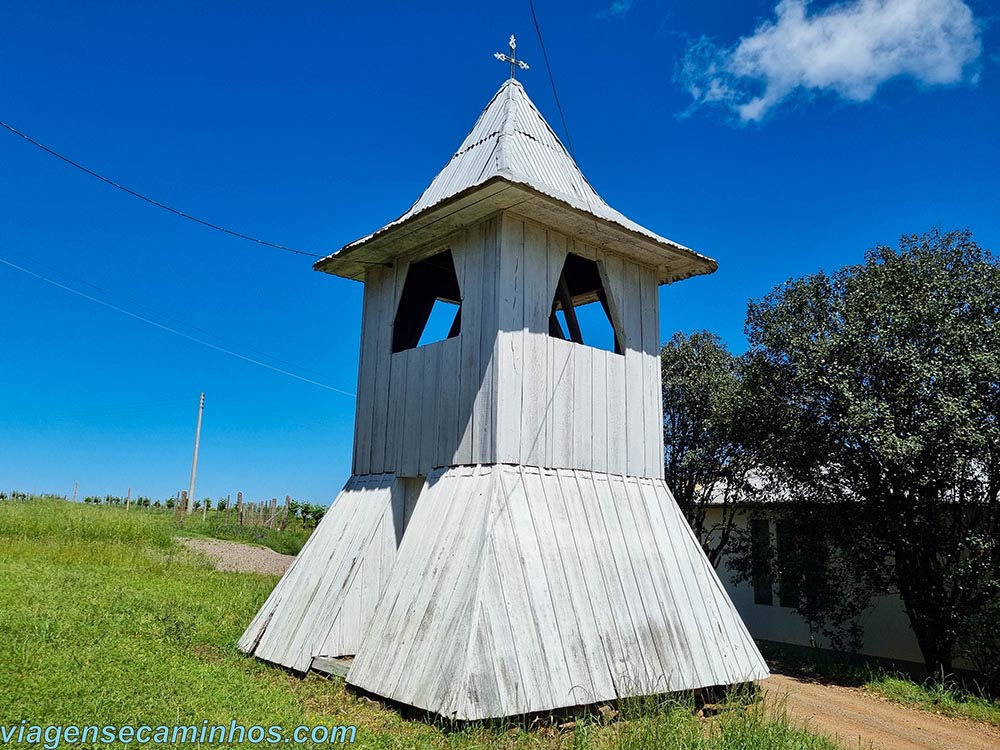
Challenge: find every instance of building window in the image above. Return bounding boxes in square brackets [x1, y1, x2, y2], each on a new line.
[776, 520, 801, 608]
[750, 518, 774, 606]
[392, 250, 462, 352]
[548, 253, 623, 354]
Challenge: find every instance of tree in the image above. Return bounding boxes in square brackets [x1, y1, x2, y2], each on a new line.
[299, 503, 328, 528]
[958, 591, 1000, 694]
[742, 229, 1000, 677]
[661, 331, 760, 567]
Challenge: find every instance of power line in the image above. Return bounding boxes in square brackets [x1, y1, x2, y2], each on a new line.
[0, 119, 322, 259]
[528, 0, 576, 158]
[0, 243, 342, 384]
[9, 399, 195, 422]
[0, 254, 356, 397]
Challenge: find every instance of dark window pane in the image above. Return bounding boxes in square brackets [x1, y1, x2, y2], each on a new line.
[751, 518, 773, 606]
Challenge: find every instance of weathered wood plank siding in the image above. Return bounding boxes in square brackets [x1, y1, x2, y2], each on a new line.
[351, 219, 500, 477]
[351, 212, 663, 479]
[237, 474, 402, 672]
[494, 213, 664, 479]
[345, 465, 769, 720]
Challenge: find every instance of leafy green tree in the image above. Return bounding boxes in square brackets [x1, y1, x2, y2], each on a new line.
[661, 331, 760, 567]
[958, 592, 1000, 694]
[742, 229, 1000, 677]
[299, 503, 328, 528]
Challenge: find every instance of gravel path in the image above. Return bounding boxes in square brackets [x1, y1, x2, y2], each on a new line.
[765, 673, 1000, 750]
[178, 537, 295, 576]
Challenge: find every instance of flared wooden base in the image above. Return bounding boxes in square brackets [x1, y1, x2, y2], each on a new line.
[240, 465, 768, 720]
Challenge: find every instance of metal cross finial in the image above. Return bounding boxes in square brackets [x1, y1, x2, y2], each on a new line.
[494, 34, 529, 79]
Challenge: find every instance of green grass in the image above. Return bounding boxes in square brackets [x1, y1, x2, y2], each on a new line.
[69, 501, 316, 556]
[864, 675, 1000, 728]
[0, 497, 836, 749]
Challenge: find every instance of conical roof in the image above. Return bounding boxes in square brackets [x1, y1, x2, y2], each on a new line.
[316, 79, 716, 284]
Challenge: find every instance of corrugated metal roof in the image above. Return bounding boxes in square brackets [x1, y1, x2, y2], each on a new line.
[319, 79, 716, 280]
[406, 79, 607, 218]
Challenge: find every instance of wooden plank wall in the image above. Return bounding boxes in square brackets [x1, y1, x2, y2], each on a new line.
[346, 465, 769, 720]
[494, 213, 664, 479]
[351, 211, 663, 479]
[238, 473, 401, 672]
[352, 217, 500, 477]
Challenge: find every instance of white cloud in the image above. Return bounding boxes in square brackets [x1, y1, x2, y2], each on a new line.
[679, 0, 982, 122]
[599, 0, 635, 18]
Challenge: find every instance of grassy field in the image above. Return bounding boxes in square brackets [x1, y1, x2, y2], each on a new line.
[0, 497, 836, 749]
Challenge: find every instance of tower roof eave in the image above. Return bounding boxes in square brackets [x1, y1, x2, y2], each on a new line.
[314, 176, 717, 284]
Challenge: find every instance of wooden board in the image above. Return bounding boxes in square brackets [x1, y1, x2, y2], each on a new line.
[311, 656, 353, 679]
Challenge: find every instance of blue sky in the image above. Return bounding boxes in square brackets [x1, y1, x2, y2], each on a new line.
[1, 1, 996, 504]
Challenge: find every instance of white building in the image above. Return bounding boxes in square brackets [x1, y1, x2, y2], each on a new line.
[706, 503, 970, 671]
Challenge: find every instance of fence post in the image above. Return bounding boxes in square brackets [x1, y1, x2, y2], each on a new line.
[281, 495, 290, 531]
[237, 492, 244, 527]
[175, 490, 187, 528]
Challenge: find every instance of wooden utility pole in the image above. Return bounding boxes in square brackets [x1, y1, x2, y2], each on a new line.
[71, 482, 78, 503]
[187, 393, 205, 515]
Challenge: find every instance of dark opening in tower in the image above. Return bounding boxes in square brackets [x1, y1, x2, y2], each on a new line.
[548, 253, 624, 354]
[392, 250, 462, 352]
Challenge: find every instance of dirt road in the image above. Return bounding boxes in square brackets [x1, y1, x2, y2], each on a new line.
[765, 673, 1000, 750]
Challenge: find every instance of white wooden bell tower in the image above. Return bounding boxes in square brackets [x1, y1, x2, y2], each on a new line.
[241, 72, 768, 720]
